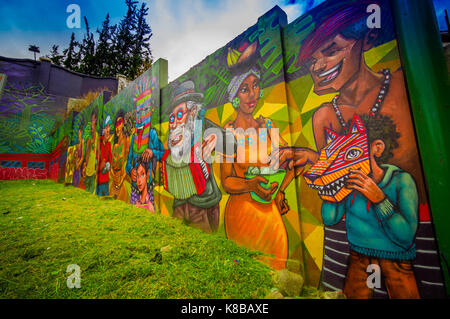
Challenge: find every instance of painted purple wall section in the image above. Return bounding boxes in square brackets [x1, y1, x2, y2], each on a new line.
[0, 56, 118, 98]
[0, 56, 118, 154]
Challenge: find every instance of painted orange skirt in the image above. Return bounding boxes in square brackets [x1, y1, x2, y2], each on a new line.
[224, 192, 288, 270]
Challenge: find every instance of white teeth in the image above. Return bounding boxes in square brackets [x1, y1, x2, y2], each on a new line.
[319, 61, 342, 77]
[312, 174, 349, 196]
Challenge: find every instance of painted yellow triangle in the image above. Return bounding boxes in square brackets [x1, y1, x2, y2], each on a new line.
[219, 194, 230, 229]
[220, 103, 236, 125]
[365, 39, 398, 68]
[280, 125, 293, 145]
[289, 116, 303, 145]
[301, 118, 316, 149]
[264, 82, 287, 103]
[301, 85, 337, 114]
[160, 122, 169, 144]
[304, 226, 324, 270]
[255, 102, 286, 118]
[372, 60, 401, 73]
[206, 108, 220, 125]
[283, 210, 301, 236]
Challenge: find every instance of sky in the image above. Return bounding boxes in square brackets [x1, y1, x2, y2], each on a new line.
[0, 0, 447, 81]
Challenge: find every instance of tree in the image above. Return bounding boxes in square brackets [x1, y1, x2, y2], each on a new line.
[113, 0, 138, 77]
[78, 16, 96, 75]
[51, 0, 153, 79]
[130, 2, 153, 79]
[62, 33, 80, 71]
[95, 13, 116, 77]
[47, 45, 64, 66]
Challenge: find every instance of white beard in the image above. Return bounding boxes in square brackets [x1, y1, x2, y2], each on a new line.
[169, 115, 195, 163]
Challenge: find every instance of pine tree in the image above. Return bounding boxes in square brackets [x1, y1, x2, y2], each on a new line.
[62, 33, 80, 70]
[96, 13, 116, 77]
[130, 2, 153, 79]
[113, 0, 138, 78]
[78, 16, 96, 75]
[52, 0, 153, 79]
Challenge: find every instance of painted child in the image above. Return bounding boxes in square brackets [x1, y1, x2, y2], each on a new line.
[135, 156, 154, 212]
[321, 114, 420, 299]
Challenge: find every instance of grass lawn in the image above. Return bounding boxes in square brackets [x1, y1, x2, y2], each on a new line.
[0, 180, 274, 299]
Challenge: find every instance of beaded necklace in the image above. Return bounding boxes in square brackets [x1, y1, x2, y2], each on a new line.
[331, 69, 391, 133]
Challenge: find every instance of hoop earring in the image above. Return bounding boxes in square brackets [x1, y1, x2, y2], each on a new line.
[232, 97, 240, 109]
[259, 89, 264, 99]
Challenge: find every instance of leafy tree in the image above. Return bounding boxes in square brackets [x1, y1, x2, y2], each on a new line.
[47, 45, 64, 66]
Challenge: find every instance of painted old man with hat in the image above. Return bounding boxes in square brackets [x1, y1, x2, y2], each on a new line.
[161, 80, 230, 233]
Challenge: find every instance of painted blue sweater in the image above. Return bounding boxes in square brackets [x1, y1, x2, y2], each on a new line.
[322, 164, 418, 260]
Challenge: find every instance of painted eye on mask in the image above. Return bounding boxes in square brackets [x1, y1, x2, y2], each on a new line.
[344, 147, 363, 161]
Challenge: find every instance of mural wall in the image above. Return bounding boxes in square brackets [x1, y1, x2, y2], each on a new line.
[6, 0, 445, 299]
[0, 79, 63, 154]
[281, 0, 445, 298]
[64, 60, 167, 208]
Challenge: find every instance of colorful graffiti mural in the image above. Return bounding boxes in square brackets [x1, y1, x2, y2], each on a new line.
[1, 0, 446, 299]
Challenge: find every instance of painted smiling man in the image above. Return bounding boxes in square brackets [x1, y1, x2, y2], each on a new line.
[273, 2, 424, 200]
[161, 80, 229, 234]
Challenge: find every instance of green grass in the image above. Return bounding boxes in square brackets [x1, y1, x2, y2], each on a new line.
[0, 180, 273, 299]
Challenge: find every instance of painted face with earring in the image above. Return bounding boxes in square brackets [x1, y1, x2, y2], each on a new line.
[232, 74, 263, 114]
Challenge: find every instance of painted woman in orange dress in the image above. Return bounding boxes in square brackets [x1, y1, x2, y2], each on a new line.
[220, 43, 295, 270]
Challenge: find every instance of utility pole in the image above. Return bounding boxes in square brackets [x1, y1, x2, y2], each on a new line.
[28, 45, 40, 61]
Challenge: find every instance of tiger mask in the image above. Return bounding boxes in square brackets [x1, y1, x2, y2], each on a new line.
[304, 115, 371, 202]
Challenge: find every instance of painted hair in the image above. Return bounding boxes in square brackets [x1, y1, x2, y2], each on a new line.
[226, 42, 262, 103]
[296, 1, 394, 68]
[348, 114, 400, 164]
[135, 155, 151, 191]
[227, 67, 261, 103]
[136, 155, 151, 172]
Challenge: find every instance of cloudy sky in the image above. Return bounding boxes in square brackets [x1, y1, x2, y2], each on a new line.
[148, 0, 325, 80]
[0, 0, 447, 81]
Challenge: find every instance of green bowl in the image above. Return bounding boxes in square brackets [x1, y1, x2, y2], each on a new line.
[244, 169, 286, 204]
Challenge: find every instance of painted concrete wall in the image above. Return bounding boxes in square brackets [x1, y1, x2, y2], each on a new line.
[2, 0, 447, 298]
[0, 56, 118, 155]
